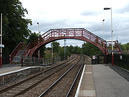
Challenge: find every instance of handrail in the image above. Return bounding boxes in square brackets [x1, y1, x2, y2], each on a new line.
[23, 38, 40, 57]
[23, 42, 31, 56]
[9, 42, 24, 63]
[29, 28, 108, 56]
[23, 28, 122, 56]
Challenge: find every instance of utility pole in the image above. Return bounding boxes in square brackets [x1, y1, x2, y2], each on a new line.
[0, 13, 4, 66]
[104, 7, 114, 65]
[51, 42, 54, 63]
[64, 39, 66, 60]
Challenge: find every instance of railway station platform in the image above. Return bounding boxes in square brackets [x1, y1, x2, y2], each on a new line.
[0, 64, 44, 85]
[75, 64, 129, 97]
[0, 64, 39, 75]
[0, 64, 29, 74]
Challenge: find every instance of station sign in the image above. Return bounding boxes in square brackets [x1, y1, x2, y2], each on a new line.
[0, 44, 4, 48]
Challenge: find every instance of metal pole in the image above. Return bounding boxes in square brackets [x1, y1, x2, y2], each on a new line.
[64, 38, 66, 60]
[102, 19, 105, 38]
[51, 42, 54, 63]
[37, 22, 40, 59]
[104, 7, 114, 65]
[0, 13, 2, 66]
[111, 8, 114, 65]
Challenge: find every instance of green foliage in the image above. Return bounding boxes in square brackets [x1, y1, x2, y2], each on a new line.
[58, 47, 64, 60]
[40, 46, 46, 57]
[58, 45, 82, 60]
[120, 43, 129, 54]
[28, 33, 46, 57]
[82, 42, 102, 56]
[28, 32, 38, 43]
[65, 46, 71, 56]
[52, 42, 60, 54]
[44, 41, 103, 60]
[66, 45, 82, 54]
[0, 0, 32, 56]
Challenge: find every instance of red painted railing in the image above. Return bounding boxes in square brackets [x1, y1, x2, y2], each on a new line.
[23, 28, 122, 57]
[9, 42, 25, 63]
[107, 40, 122, 54]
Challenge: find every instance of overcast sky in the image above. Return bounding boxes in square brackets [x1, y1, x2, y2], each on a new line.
[21, 0, 129, 47]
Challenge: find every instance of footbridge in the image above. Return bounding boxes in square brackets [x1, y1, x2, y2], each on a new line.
[10, 28, 122, 63]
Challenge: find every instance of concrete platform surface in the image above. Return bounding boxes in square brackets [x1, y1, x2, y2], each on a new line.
[93, 64, 129, 97]
[75, 65, 96, 97]
[0, 64, 41, 76]
[75, 64, 129, 97]
[0, 66, 31, 75]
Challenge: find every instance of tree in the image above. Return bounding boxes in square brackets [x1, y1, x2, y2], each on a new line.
[58, 47, 64, 60]
[120, 42, 129, 54]
[52, 41, 60, 54]
[28, 32, 38, 43]
[73, 46, 82, 54]
[82, 42, 102, 56]
[66, 45, 73, 54]
[0, 0, 32, 57]
[28, 33, 45, 57]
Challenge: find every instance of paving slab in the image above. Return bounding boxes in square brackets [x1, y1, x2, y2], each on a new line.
[93, 64, 129, 97]
[0, 66, 28, 74]
[0, 64, 41, 76]
[75, 65, 96, 97]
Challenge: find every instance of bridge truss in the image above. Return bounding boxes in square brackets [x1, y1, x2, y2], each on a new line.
[10, 28, 122, 63]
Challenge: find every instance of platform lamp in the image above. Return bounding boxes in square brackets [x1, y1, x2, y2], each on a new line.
[104, 7, 114, 65]
[37, 22, 40, 60]
[102, 19, 105, 38]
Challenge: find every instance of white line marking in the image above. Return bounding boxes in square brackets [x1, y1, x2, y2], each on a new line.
[0, 67, 38, 76]
[74, 64, 86, 97]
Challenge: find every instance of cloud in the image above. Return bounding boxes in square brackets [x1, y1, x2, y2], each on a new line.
[29, 13, 129, 44]
[115, 3, 129, 14]
[83, 13, 129, 44]
[46, 39, 85, 47]
[29, 18, 93, 33]
[29, 20, 67, 32]
[21, 0, 129, 45]
[80, 11, 99, 16]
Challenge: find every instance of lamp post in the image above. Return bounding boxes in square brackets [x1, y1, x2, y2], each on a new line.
[104, 7, 114, 65]
[37, 22, 40, 59]
[0, 13, 2, 66]
[102, 19, 105, 38]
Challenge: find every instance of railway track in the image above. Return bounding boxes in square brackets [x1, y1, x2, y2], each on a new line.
[16, 55, 84, 97]
[38, 56, 84, 97]
[0, 55, 79, 97]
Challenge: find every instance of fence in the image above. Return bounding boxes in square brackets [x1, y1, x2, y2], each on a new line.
[22, 56, 61, 66]
[106, 54, 129, 69]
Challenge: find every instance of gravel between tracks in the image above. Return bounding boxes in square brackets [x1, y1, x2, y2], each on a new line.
[0, 57, 76, 97]
[18, 56, 80, 97]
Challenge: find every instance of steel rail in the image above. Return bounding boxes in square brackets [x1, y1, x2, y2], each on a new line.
[14, 58, 78, 96]
[65, 64, 84, 97]
[0, 57, 76, 95]
[38, 58, 80, 97]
